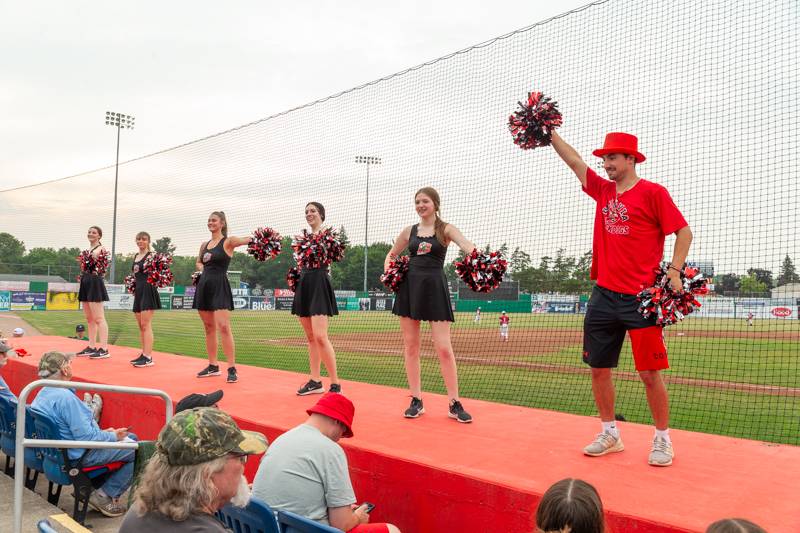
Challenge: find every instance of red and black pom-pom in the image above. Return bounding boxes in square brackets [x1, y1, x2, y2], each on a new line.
[454, 249, 508, 293]
[292, 228, 346, 270]
[191, 271, 202, 287]
[78, 249, 110, 276]
[144, 253, 174, 288]
[124, 274, 136, 294]
[508, 91, 563, 150]
[637, 263, 709, 326]
[380, 255, 410, 293]
[286, 267, 300, 292]
[248, 227, 283, 262]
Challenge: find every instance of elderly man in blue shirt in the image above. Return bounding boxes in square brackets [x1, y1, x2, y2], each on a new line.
[31, 351, 137, 518]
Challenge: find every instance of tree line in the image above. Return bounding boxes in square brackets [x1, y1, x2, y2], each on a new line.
[0, 231, 797, 296]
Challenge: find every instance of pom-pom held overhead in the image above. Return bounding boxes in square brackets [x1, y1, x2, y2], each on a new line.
[78, 249, 110, 277]
[637, 262, 709, 326]
[191, 271, 202, 287]
[508, 91, 563, 150]
[454, 249, 508, 293]
[286, 267, 300, 292]
[291, 228, 346, 270]
[124, 274, 136, 294]
[248, 227, 283, 262]
[380, 255, 410, 292]
[144, 252, 175, 288]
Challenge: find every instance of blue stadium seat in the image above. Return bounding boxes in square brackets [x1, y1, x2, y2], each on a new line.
[216, 498, 281, 533]
[276, 510, 342, 533]
[29, 407, 126, 525]
[36, 519, 59, 533]
[0, 396, 44, 488]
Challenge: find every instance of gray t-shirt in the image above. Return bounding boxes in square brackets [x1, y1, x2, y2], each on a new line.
[119, 509, 229, 532]
[251, 424, 356, 525]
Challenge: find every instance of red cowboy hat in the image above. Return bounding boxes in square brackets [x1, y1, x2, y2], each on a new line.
[307, 392, 355, 438]
[592, 132, 646, 163]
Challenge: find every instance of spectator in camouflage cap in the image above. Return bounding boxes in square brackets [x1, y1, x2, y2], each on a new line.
[0, 341, 19, 403]
[120, 407, 268, 533]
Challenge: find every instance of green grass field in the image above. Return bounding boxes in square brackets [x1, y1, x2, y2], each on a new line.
[18, 310, 800, 445]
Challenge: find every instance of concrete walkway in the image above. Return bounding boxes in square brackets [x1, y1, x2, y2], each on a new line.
[0, 452, 124, 533]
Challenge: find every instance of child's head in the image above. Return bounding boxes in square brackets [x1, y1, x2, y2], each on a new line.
[536, 478, 604, 533]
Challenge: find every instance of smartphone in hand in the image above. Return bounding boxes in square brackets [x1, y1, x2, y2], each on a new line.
[360, 502, 375, 514]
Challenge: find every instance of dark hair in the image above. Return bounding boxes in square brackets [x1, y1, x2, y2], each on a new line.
[706, 519, 767, 533]
[209, 211, 228, 237]
[536, 479, 604, 533]
[89, 226, 103, 240]
[414, 187, 448, 247]
[306, 202, 326, 222]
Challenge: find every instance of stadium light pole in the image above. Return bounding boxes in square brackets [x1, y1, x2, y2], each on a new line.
[355, 156, 381, 293]
[104, 111, 135, 283]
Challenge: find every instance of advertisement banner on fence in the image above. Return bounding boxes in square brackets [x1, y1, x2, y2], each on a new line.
[10, 292, 47, 310]
[370, 297, 394, 311]
[105, 292, 134, 310]
[274, 296, 294, 310]
[232, 296, 249, 310]
[46, 291, 79, 310]
[274, 289, 294, 298]
[0, 291, 10, 311]
[158, 290, 172, 309]
[48, 282, 80, 293]
[170, 295, 194, 310]
[249, 296, 274, 311]
[769, 305, 796, 319]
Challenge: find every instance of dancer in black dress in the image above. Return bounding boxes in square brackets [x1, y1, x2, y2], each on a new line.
[77, 226, 111, 359]
[193, 211, 252, 383]
[129, 232, 161, 368]
[385, 187, 476, 423]
[293, 202, 341, 395]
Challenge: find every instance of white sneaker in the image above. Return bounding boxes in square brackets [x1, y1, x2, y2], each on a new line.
[583, 432, 624, 456]
[648, 436, 674, 466]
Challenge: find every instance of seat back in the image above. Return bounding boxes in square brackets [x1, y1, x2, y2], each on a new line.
[0, 395, 16, 455]
[29, 407, 72, 485]
[216, 498, 281, 533]
[276, 510, 342, 533]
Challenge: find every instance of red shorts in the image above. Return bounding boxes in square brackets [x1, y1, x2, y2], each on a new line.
[350, 524, 390, 533]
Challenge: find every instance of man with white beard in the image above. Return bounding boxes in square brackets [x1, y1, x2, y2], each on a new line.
[120, 407, 267, 532]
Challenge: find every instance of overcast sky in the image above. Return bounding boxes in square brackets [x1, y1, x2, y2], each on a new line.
[1, 0, 592, 190]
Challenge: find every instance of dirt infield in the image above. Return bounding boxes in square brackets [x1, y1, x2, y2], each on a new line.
[266, 326, 800, 397]
[267, 327, 583, 358]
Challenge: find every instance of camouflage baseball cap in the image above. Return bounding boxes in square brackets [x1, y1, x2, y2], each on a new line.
[38, 351, 73, 378]
[157, 407, 267, 466]
[0, 341, 17, 356]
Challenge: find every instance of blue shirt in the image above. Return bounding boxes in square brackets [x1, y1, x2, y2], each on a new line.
[0, 374, 17, 404]
[31, 386, 116, 460]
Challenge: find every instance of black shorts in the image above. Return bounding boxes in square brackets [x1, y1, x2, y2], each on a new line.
[583, 285, 665, 369]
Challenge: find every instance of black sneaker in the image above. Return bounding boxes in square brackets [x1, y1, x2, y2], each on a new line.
[76, 346, 96, 357]
[329, 383, 341, 393]
[448, 400, 472, 423]
[89, 348, 110, 359]
[226, 367, 238, 383]
[296, 379, 324, 396]
[132, 355, 154, 368]
[404, 397, 425, 418]
[130, 353, 145, 364]
[197, 365, 221, 378]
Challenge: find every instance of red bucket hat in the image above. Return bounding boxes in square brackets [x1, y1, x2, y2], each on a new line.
[592, 132, 646, 163]
[307, 393, 355, 438]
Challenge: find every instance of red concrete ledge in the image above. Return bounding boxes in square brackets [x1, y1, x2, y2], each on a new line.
[4, 336, 799, 532]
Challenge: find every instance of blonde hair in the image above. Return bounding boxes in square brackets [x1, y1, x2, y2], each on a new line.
[133, 453, 228, 521]
[209, 211, 228, 237]
[415, 187, 448, 246]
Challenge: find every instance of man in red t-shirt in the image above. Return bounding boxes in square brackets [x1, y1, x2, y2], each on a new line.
[499, 311, 510, 342]
[550, 131, 693, 467]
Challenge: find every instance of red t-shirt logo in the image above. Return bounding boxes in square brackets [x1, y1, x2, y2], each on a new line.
[602, 199, 630, 234]
[417, 242, 432, 255]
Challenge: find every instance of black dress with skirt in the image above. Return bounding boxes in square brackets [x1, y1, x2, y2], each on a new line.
[78, 245, 109, 303]
[392, 224, 454, 322]
[291, 267, 339, 318]
[192, 238, 234, 311]
[132, 252, 162, 313]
